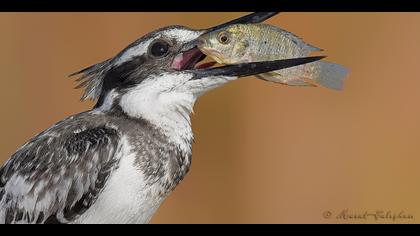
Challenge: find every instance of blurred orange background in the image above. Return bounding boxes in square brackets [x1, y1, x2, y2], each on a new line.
[1, 13, 419, 224]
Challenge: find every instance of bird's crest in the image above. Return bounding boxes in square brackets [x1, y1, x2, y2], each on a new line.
[69, 58, 113, 101]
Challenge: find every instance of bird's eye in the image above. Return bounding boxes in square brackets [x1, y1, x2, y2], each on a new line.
[217, 32, 230, 44]
[149, 39, 170, 58]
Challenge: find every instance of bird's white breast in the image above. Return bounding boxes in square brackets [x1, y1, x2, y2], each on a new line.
[73, 137, 165, 224]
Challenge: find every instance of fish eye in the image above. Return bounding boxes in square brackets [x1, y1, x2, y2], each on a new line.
[149, 39, 170, 58]
[217, 31, 230, 44]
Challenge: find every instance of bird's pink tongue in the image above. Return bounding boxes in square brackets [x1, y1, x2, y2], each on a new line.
[171, 48, 203, 70]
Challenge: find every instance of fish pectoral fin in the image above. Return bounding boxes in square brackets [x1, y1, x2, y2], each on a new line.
[284, 79, 317, 87]
[256, 73, 316, 87]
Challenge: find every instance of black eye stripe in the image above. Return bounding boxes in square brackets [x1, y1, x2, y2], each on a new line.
[94, 55, 146, 108]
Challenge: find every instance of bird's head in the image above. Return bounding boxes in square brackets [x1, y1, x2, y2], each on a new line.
[71, 13, 323, 134]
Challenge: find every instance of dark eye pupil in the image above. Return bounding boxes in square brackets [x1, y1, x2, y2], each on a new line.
[218, 33, 230, 44]
[150, 41, 169, 57]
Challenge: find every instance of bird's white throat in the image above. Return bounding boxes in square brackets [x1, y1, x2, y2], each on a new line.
[96, 73, 237, 155]
[119, 73, 196, 154]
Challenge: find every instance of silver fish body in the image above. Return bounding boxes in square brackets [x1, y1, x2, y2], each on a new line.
[198, 23, 348, 90]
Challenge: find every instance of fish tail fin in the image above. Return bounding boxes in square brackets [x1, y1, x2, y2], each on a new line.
[310, 61, 349, 91]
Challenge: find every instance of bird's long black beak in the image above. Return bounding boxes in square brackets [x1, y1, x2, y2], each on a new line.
[174, 12, 325, 78]
[192, 56, 326, 78]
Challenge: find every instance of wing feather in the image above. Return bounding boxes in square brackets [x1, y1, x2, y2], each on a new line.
[0, 121, 121, 224]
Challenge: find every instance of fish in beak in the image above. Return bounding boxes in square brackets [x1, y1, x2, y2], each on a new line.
[170, 12, 325, 79]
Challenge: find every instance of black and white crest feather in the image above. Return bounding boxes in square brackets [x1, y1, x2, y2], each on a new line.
[71, 58, 113, 101]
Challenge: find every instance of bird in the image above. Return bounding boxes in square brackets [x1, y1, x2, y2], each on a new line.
[0, 12, 323, 224]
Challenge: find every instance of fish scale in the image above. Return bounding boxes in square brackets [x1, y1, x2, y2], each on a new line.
[198, 23, 348, 90]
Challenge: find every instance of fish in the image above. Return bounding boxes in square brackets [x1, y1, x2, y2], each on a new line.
[197, 23, 349, 90]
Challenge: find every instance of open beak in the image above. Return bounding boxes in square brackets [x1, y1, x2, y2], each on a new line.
[171, 12, 325, 78]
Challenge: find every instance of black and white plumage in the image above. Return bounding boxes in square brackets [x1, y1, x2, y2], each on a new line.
[0, 110, 191, 223]
[0, 12, 324, 224]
